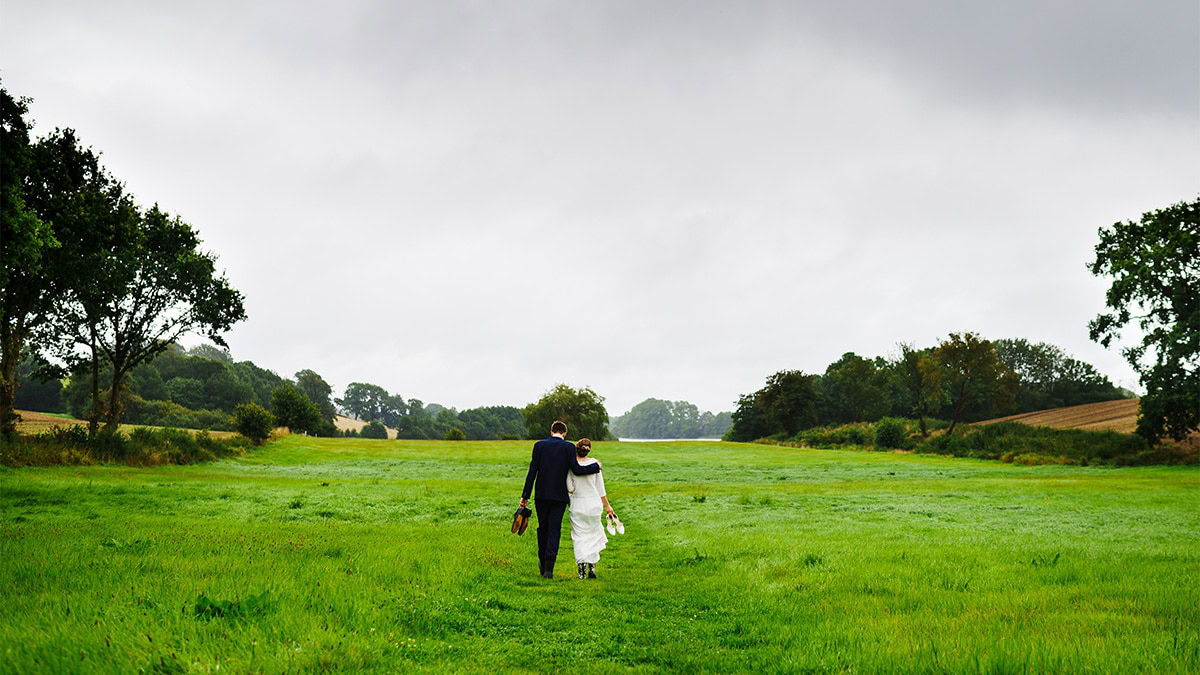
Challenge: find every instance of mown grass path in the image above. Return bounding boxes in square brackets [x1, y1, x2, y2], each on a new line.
[2, 438, 1198, 672]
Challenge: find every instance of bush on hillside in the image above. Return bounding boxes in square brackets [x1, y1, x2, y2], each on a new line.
[798, 423, 874, 448]
[360, 421, 388, 439]
[125, 396, 235, 431]
[874, 417, 909, 449]
[444, 426, 467, 441]
[233, 402, 274, 445]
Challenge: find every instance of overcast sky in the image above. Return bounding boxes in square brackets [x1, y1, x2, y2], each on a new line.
[4, 0, 1197, 415]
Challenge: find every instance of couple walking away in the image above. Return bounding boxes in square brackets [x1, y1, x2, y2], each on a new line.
[519, 421, 619, 579]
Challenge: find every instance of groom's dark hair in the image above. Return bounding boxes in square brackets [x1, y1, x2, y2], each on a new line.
[550, 421, 568, 435]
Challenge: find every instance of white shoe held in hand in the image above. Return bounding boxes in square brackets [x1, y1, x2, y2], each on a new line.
[607, 513, 625, 535]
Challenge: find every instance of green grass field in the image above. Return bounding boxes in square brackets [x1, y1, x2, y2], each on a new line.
[2, 438, 1198, 673]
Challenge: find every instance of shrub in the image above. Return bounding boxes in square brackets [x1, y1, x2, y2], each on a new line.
[233, 402, 274, 445]
[124, 396, 236, 431]
[360, 421, 388, 439]
[271, 383, 323, 434]
[798, 423, 875, 448]
[874, 417, 909, 449]
[444, 426, 467, 441]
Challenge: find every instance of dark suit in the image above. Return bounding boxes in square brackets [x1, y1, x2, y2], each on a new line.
[521, 436, 601, 576]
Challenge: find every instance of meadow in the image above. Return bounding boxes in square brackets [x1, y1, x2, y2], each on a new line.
[2, 437, 1198, 673]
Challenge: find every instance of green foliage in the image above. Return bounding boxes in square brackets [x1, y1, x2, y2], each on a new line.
[294, 369, 336, 421]
[820, 353, 891, 424]
[891, 343, 943, 437]
[726, 371, 818, 441]
[125, 396, 233, 431]
[1088, 197, 1199, 444]
[874, 417, 909, 449]
[184, 343, 232, 363]
[233, 402, 274, 445]
[993, 338, 1126, 413]
[934, 332, 1018, 435]
[0, 85, 59, 436]
[609, 398, 732, 439]
[798, 423, 875, 448]
[725, 393, 772, 442]
[456, 406, 524, 440]
[337, 382, 394, 422]
[57, 348, 266, 432]
[360, 421, 388, 440]
[758, 370, 819, 436]
[13, 352, 63, 413]
[270, 383, 323, 435]
[444, 426, 466, 441]
[522, 384, 610, 440]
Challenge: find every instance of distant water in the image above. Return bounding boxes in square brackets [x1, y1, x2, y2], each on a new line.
[616, 438, 722, 442]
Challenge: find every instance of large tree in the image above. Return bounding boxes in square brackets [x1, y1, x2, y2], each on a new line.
[1088, 197, 1199, 443]
[757, 370, 820, 437]
[725, 393, 773, 442]
[934, 332, 1017, 436]
[295, 369, 336, 421]
[337, 382, 394, 422]
[522, 384, 610, 440]
[271, 382, 323, 435]
[6, 117, 139, 438]
[891, 343, 943, 437]
[45, 205, 246, 432]
[0, 87, 56, 436]
[821, 352, 891, 424]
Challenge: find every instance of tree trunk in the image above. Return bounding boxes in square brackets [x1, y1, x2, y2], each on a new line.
[102, 366, 126, 435]
[917, 411, 928, 438]
[0, 327, 21, 438]
[945, 399, 965, 437]
[88, 327, 100, 440]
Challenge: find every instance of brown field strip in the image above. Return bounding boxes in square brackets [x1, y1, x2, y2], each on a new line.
[977, 398, 1141, 433]
[334, 414, 398, 439]
[14, 409, 239, 439]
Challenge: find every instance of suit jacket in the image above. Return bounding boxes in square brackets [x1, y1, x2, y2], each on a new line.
[521, 437, 601, 503]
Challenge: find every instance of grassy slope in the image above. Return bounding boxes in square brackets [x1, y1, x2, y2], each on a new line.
[2, 438, 1198, 673]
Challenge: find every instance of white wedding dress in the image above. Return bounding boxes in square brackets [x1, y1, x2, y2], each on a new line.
[566, 457, 607, 564]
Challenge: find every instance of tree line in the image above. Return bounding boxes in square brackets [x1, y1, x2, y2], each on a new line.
[336, 380, 526, 440]
[724, 334, 1130, 442]
[609, 398, 732, 439]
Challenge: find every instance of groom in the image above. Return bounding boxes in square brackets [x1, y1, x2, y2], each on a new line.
[520, 420, 602, 578]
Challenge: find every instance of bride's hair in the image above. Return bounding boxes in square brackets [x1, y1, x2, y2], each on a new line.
[575, 439, 591, 456]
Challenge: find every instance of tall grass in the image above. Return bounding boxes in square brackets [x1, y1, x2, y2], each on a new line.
[0, 425, 252, 467]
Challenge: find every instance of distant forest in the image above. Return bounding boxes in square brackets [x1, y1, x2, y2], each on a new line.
[726, 336, 1132, 442]
[13, 345, 526, 441]
[609, 399, 733, 439]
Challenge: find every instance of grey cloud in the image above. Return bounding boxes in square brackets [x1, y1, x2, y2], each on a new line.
[2, 0, 1194, 414]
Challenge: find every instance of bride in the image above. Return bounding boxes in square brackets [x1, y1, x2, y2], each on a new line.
[566, 438, 616, 579]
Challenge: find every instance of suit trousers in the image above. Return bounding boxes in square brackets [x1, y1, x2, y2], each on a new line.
[534, 499, 568, 575]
